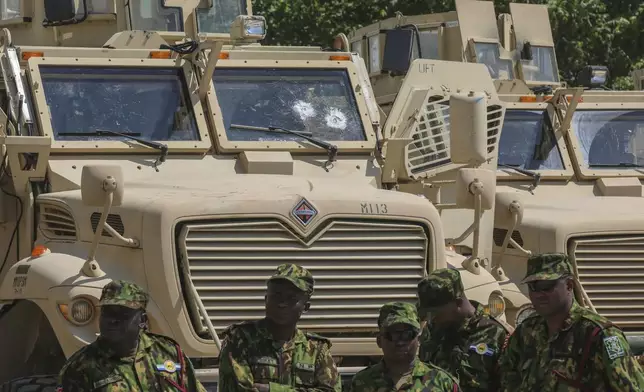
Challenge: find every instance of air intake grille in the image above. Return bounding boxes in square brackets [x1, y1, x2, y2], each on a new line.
[569, 234, 644, 331]
[177, 219, 429, 335]
[90, 213, 125, 237]
[39, 203, 76, 240]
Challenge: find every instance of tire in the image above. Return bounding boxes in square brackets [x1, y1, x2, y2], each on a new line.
[0, 375, 59, 392]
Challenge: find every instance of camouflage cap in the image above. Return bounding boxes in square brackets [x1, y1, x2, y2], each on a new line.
[521, 252, 573, 283]
[417, 268, 464, 315]
[268, 263, 315, 295]
[99, 280, 149, 310]
[378, 302, 421, 330]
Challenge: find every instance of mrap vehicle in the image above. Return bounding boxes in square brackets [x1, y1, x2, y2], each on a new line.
[0, 0, 509, 389]
[347, 0, 644, 343]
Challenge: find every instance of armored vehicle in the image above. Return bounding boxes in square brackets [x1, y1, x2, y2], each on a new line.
[634, 69, 644, 90]
[0, 0, 508, 389]
[347, 0, 644, 340]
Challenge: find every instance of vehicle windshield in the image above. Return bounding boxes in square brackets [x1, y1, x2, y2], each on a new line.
[473, 42, 514, 80]
[572, 110, 644, 169]
[127, 0, 183, 32]
[213, 68, 367, 142]
[197, 0, 246, 34]
[519, 45, 559, 83]
[497, 110, 565, 170]
[39, 66, 200, 142]
[411, 29, 440, 60]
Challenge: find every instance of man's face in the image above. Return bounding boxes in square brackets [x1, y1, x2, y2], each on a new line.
[265, 280, 308, 326]
[98, 305, 142, 344]
[528, 277, 572, 316]
[426, 300, 460, 330]
[378, 323, 419, 364]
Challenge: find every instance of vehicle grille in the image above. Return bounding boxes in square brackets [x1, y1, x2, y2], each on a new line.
[177, 218, 429, 335]
[569, 234, 644, 331]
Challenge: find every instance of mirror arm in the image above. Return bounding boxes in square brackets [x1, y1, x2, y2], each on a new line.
[102, 223, 139, 248]
[445, 220, 477, 246]
[82, 178, 117, 278]
[445, 179, 484, 249]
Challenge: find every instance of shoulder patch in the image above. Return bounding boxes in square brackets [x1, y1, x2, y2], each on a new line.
[469, 342, 496, 357]
[603, 335, 626, 360]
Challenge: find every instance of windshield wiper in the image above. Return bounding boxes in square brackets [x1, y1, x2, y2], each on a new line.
[498, 163, 542, 193]
[230, 124, 338, 171]
[59, 130, 168, 171]
[590, 163, 644, 168]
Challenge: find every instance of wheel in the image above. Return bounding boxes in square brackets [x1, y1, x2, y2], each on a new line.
[0, 375, 59, 392]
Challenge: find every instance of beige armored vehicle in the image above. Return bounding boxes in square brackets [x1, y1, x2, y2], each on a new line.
[0, 0, 509, 389]
[347, 0, 644, 340]
[634, 69, 644, 90]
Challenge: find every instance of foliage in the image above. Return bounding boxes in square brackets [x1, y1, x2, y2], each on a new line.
[251, 0, 644, 89]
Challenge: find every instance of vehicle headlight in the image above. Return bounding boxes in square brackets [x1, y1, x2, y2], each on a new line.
[515, 304, 536, 326]
[230, 15, 267, 40]
[58, 297, 95, 326]
[484, 292, 506, 317]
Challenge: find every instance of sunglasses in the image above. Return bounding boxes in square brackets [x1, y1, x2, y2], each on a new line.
[527, 279, 562, 292]
[384, 329, 418, 342]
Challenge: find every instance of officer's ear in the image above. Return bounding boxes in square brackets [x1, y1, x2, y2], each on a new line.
[564, 276, 575, 292]
[376, 334, 383, 349]
[303, 302, 311, 313]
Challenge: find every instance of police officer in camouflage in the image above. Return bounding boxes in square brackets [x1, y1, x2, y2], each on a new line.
[218, 263, 341, 391]
[57, 280, 206, 391]
[499, 252, 644, 391]
[416, 268, 512, 392]
[347, 301, 461, 392]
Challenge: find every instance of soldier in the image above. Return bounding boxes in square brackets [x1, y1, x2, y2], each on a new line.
[218, 263, 341, 391]
[416, 268, 512, 392]
[57, 280, 206, 391]
[347, 301, 461, 392]
[499, 252, 644, 391]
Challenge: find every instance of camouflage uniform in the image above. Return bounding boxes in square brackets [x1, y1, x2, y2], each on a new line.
[417, 268, 511, 392]
[499, 253, 644, 391]
[347, 302, 461, 392]
[57, 280, 206, 392]
[218, 264, 342, 391]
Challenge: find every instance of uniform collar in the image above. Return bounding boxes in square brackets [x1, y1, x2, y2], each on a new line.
[534, 300, 583, 342]
[97, 330, 154, 362]
[377, 358, 427, 389]
[460, 301, 486, 331]
[256, 318, 307, 349]
[559, 300, 584, 332]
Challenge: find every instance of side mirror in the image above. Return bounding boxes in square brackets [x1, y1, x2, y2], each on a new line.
[81, 165, 124, 207]
[382, 28, 414, 75]
[455, 168, 496, 211]
[449, 92, 489, 165]
[44, 0, 76, 22]
[495, 192, 524, 227]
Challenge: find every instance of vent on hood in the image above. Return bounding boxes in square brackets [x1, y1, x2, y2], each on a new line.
[39, 203, 77, 240]
[90, 213, 125, 237]
[493, 228, 524, 249]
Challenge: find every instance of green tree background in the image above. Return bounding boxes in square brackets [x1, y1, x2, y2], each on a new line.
[251, 0, 644, 89]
